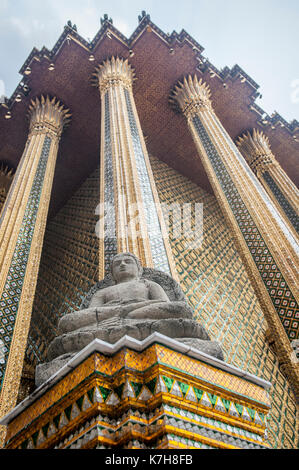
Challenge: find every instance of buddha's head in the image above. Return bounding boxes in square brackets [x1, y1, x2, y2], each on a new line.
[111, 252, 143, 283]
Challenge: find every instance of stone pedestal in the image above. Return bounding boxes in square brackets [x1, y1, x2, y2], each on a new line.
[0, 333, 272, 449]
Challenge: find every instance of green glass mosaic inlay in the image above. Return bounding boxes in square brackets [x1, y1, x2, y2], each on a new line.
[263, 171, 299, 233]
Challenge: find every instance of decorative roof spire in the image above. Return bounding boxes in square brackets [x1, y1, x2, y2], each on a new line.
[100, 14, 113, 25]
[66, 20, 77, 31]
[138, 10, 150, 22]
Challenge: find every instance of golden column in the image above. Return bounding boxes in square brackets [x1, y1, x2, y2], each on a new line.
[170, 75, 299, 397]
[93, 56, 178, 281]
[236, 129, 299, 236]
[0, 96, 71, 444]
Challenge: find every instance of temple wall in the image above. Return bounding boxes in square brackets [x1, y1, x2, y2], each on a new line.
[150, 155, 298, 449]
[25, 158, 298, 449]
[27, 168, 100, 363]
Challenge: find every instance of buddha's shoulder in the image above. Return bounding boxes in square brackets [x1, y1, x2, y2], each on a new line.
[141, 279, 163, 289]
[93, 284, 118, 295]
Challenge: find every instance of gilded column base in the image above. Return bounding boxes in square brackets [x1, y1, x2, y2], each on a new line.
[1, 334, 272, 450]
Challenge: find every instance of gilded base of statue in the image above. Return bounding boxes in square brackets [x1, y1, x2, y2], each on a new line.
[2, 334, 271, 450]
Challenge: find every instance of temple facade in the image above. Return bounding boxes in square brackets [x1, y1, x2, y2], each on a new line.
[0, 13, 298, 449]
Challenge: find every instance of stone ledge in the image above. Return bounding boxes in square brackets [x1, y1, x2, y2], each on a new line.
[1, 332, 271, 430]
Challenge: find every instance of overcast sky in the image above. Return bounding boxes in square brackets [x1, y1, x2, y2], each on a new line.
[0, 0, 298, 121]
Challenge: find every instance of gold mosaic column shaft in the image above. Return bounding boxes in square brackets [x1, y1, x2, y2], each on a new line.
[0, 96, 71, 446]
[0, 166, 14, 216]
[170, 75, 299, 398]
[0, 134, 42, 272]
[94, 57, 178, 281]
[236, 129, 299, 237]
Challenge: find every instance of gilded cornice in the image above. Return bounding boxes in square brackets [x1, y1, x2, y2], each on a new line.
[169, 75, 212, 118]
[28, 95, 71, 139]
[92, 56, 135, 95]
[236, 129, 276, 175]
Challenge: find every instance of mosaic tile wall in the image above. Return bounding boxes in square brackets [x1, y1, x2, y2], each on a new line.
[26, 166, 100, 364]
[149, 155, 298, 449]
[23, 157, 298, 448]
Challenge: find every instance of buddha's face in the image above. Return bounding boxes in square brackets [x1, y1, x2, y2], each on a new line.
[112, 254, 140, 283]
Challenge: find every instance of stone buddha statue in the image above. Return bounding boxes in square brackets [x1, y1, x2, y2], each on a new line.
[35, 252, 224, 386]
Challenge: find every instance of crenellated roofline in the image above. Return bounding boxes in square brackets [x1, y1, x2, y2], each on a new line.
[1, 12, 298, 135]
[0, 11, 298, 215]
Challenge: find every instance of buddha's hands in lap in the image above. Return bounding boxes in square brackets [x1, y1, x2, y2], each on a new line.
[126, 301, 193, 320]
[58, 300, 168, 333]
[118, 299, 167, 318]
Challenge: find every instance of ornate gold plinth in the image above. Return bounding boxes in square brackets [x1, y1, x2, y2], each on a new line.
[1, 334, 271, 449]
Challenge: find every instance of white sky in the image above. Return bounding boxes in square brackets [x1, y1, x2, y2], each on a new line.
[0, 0, 298, 121]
